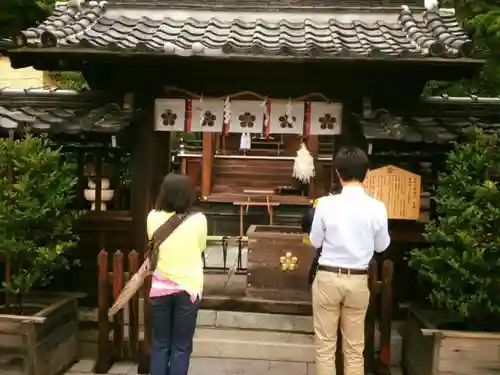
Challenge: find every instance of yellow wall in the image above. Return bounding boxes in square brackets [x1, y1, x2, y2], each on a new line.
[0, 57, 55, 88]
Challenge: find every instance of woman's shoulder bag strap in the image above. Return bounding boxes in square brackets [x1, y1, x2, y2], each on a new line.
[148, 213, 192, 270]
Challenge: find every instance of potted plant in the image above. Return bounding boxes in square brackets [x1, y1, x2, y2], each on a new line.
[0, 134, 84, 375]
[404, 130, 500, 375]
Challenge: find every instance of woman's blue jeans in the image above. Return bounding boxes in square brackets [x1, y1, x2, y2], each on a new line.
[150, 292, 199, 375]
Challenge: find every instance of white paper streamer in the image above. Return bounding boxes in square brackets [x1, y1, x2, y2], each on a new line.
[224, 96, 231, 126]
[197, 95, 204, 127]
[293, 143, 315, 184]
[286, 99, 294, 125]
[240, 132, 251, 150]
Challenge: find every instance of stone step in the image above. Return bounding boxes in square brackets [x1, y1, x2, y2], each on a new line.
[80, 307, 311, 332]
[68, 358, 405, 375]
[193, 328, 314, 362]
[79, 309, 403, 365]
[79, 325, 314, 363]
[198, 310, 313, 332]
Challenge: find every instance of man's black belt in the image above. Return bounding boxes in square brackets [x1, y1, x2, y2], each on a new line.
[317, 265, 368, 275]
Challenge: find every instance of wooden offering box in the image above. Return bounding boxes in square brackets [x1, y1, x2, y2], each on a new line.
[246, 225, 316, 302]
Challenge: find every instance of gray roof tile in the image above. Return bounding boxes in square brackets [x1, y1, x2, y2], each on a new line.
[0, 37, 12, 53]
[10, 1, 478, 60]
[0, 88, 133, 134]
[361, 97, 500, 143]
[107, 0, 424, 8]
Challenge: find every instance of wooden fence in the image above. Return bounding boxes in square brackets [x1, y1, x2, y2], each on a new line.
[94, 250, 393, 375]
[365, 258, 394, 375]
[94, 250, 141, 373]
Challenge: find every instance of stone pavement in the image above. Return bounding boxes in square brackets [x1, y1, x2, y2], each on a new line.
[204, 243, 248, 268]
[67, 358, 313, 375]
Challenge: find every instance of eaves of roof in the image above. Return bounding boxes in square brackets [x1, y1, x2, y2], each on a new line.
[361, 96, 500, 143]
[0, 38, 13, 55]
[0, 88, 133, 134]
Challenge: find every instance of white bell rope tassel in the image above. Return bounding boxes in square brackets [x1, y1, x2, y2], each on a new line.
[293, 143, 315, 184]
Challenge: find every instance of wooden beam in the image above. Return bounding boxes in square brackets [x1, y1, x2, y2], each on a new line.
[307, 135, 319, 199]
[201, 132, 213, 199]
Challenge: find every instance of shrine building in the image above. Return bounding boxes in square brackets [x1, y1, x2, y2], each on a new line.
[1, 0, 496, 306]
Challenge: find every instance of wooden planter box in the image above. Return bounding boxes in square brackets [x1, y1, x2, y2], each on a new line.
[0, 292, 83, 375]
[246, 225, 315, 301]
[403, 306, 500, 375]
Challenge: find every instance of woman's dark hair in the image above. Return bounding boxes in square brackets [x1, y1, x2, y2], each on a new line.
[334, 146, 369, 182]
[154, 173, 195, 213]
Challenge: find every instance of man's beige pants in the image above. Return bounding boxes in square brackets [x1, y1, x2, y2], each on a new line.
[312, 270, 370, 375]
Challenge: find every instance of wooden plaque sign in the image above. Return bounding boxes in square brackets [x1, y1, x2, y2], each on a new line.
[363, 165, 421, 221]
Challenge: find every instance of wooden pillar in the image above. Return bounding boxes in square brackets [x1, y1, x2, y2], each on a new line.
[152, 131, 171, 198]
[221, 133, 227, 154]
[130, 95, 156, 254]
[131, 95, 164, 375]
[201, 132, 213, 199]
[215, 133, 220, 154]
[332, 99, 362, 193]
[180, 158, 187, 174]
[331, 135, 341, 194]
[307, 135, 319, 199]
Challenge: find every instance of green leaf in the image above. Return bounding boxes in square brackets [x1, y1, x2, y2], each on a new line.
[409, 130, 500, 328]
[0, 134, 84, 297]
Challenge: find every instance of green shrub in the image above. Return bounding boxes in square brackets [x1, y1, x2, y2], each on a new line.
[0, 134, 83, 303]
[409, 130, 500, 329]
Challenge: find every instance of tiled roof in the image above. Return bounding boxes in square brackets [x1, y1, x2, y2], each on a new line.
[361, 96, 500, 143]
[423, 95, 500, 105]
[0, 88, 133, 134]
[108, 0, 424, 8]
[10, 1, 478, 60]
[0, 38, 12, 53]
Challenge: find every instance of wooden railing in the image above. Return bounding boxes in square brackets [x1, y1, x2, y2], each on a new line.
[94, 250, 141, 373]
[95, 250, 394, 375]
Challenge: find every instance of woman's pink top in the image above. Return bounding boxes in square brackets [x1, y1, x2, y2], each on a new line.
[149, 271, 198, 303]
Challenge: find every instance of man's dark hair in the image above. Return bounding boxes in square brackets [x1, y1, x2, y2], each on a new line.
[154, 173, 195, 213]
[334, 146, 369, 182]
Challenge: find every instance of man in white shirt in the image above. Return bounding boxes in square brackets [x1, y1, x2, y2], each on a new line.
[309, 146, 390, 375]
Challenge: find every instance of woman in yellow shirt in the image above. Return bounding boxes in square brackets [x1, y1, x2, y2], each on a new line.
[148, 173, 207, 375]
